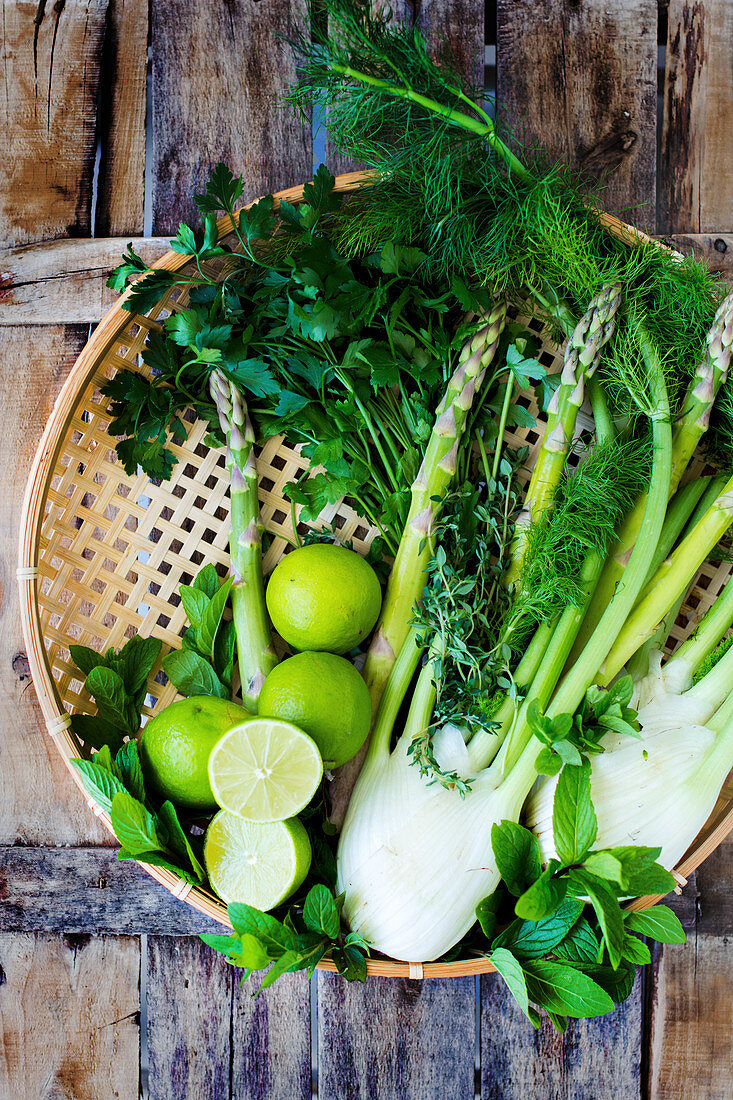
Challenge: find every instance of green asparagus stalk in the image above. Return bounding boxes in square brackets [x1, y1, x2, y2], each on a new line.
[504, 283, 623, 588]
[361, 301, 508, 716]
[210, 370, 278, 710]
[570, 291, 733, 662]
[599, 472, 733, 684]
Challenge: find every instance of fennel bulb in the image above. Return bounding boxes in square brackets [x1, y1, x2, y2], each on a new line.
[526, 669, 733, 872]
[337, 731, 535, 961]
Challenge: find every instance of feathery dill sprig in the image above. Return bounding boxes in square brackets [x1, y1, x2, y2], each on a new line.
[288, 0, 725, 402]
[501, 437, 652, 650]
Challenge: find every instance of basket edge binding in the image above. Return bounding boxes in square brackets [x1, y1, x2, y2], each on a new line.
[16, 174, 733, 978]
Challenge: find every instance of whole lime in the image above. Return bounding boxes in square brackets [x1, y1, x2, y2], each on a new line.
[266, 543, 382, 654]
[258, 651, 372, 768]
[140, 696, 251, 813]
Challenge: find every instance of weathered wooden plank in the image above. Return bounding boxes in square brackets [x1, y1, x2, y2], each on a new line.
[0, 846, 225, 934]
[0, 0, 109, 247]
[0, 932, 140, 1100]
[647, 935, 733, 1099]
[0, 237, 170, 323]
[231, 973, 312, 1100]
[646, 835, 733, 1098]
[497, 0, 658, 231]
[150, 0, 312, 234]
[318, 972, 475, 1100]
[146, 937, 232, 1100]
[95, 0, 149, 235]
[0, 325, 111, 846]
[659, 0, 733, 235]
[481, 970, 643, 1099]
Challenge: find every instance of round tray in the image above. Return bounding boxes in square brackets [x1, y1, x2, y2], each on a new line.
[18, 174, 733, 979]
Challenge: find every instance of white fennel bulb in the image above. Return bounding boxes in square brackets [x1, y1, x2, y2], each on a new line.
[526, 667, 733, 872]
[337, 728, 534, 962]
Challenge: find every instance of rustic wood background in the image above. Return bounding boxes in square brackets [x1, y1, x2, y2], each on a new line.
[0, 1, 731, 1097]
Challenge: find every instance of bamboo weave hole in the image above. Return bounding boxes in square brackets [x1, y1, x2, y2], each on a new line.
[17, 174, 733, 977]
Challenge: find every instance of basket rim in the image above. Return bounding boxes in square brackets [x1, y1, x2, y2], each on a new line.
[17, 173, 733, 979]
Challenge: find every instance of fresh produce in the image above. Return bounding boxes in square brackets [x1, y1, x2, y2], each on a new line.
[207, 717, 323, 821]
[265, 543, 382, 653]
[257, 651, 372, 768]
[204, 811, 312, 908]
[67, 0, 733, 1025]
[140, 696, 250, 812]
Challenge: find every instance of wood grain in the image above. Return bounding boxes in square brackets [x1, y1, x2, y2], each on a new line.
[146, 937, 233, 1100]
[317, 973, 475, 1099]
[0, 0, 108, 247]
[150, 0, 312, 234]
[0, 846, 224, 935]
[648, 936, 733, 1099]
[659, 0, 733, 234]
[664, 233, 733, 278]
[232, 973, 312, 1100]
[0, 237, 170, 323]
[95, 0, 149, 235]
[0, 326, 110, 846]
[0, 932, 140, 1100]
[480, 971, 643, 1099]
[497, 0, 658, 231]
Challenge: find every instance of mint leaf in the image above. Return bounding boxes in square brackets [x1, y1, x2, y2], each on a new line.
[227, 905, 298, 957]
[162, 649, 229, 698]
[114, 636, 162, 699]
[624, 861, 677, 897]
[85, 666, 139, 735]
[70, 758, 127, 814]
[239, 933, 273, 971]
[490, 948, 535, 1025]
[582, 851, 625, 886]
[569, 870, 625, 969]
[491, 821, 543, 897]
[179, 585, 211, 629]
[69, 644, 109, 677]
[492, 899, 583, 959]
[115, 740, 146, 804]
[522, 959, 614, 1018]
[620, 934, 651, 966]
[476, 892, 503, 941]
[197, 577, 233, 662]
[69, 714, 124, 754]
[157, 801, 206, 883]
[515, 863, 567, 921]
[553, 759, 597, 864]
[624, 905, 686, 944]
[199, 933, 244, 959]
[553, 918, 600, 964]
[192, 564, 221, 599]
[303, 885, 340, 939]
[110, 791, 161, 855]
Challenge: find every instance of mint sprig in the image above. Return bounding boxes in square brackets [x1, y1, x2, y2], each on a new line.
[201, 887, 369, 989]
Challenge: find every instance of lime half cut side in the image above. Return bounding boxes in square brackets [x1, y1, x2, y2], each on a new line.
[204, 811, 311, 910]
[208, 718, 323, 822]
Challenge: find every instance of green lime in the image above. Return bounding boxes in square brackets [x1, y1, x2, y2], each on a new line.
[204, 810, 311, 909]
[265, 543, 382, 654]
[208, 717, 323, 822]
[140, 696, 251, 813]
[258, 651, 371, 769]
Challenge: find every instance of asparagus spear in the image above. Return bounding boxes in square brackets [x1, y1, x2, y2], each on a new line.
[210, 370, 278, 710]
[504, 283, 623, 588]
[362, 301, 508, 716]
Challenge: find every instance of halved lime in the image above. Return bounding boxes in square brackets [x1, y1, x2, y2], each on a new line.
[207, 717, 323, 822]
[204, 811, 311, 909]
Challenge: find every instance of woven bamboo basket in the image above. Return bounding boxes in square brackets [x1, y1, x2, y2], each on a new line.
[18, 173, 733, 979]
